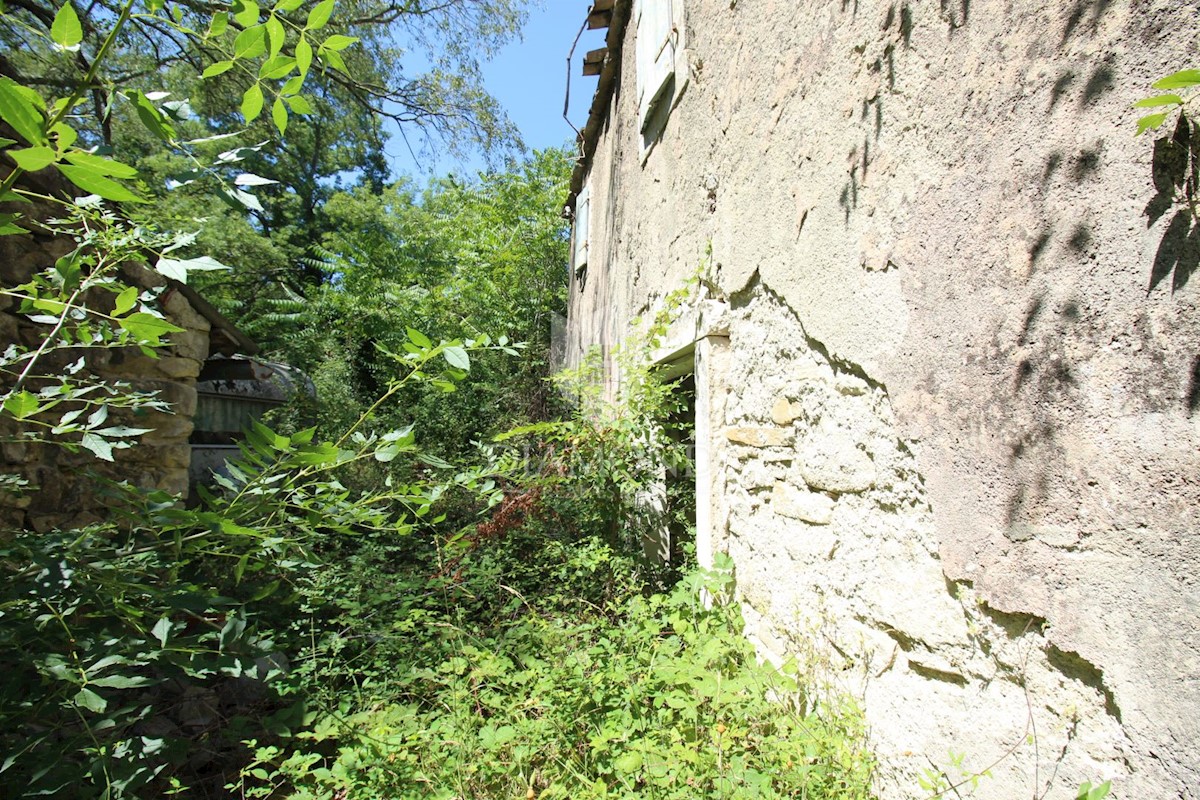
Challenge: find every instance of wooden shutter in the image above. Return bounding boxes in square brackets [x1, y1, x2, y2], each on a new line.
[573, 184, 590, 273]
[637, 0, 675, 130]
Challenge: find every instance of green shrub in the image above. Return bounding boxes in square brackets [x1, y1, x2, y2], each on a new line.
[238, 549, 875, 800]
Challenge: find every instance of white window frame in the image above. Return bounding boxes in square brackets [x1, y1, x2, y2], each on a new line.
[572, 183, 591, 278]
[635, 0, 686, 135]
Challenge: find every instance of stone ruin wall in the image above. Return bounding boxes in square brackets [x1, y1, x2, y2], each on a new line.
[0, 184, 212, 532]
[565, 0, 1200, 796]
[710, 287, 1131, 797]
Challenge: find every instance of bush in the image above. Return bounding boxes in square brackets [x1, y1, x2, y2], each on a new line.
[237, 545, 875, 800]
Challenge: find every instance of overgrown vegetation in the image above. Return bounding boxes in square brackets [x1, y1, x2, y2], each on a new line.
[0, 0, 875, 796]
[240, 542, 873, 800]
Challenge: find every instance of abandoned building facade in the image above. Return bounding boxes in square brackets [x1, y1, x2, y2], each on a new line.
[564, 1, 1200, 797]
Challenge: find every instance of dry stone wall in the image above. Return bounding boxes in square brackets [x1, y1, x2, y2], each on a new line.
[0, 192, 211, 532]
[565, 0, 1200, 796]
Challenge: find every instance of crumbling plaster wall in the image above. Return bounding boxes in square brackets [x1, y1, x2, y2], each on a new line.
[565, 0, 1200, 797]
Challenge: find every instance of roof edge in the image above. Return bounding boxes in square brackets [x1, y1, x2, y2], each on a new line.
[566, 0, 633, 214]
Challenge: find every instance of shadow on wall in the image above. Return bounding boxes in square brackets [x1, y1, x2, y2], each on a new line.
[838, 2, 915, 224]
[1061, 0, 1114, 47]
[1146, 114, 1200, 293]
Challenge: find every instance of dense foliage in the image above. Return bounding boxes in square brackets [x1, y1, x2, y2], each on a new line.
[1, 0, 875, 797]
[261, 148, 573, 454]
[241, 540, 874, 800]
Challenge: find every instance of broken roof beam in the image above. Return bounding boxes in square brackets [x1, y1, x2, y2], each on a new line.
[582, 47, 607, 76]
[587, 7, 612, 29]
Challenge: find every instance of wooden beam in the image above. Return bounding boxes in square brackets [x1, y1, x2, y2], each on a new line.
[587, 8, 612, 29]
[592, 0, 615, 10]
[582, 47, 607, 76]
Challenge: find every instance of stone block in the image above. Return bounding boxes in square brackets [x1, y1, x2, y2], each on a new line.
[169, 329, 210, 361]
[30, 513, 72, 533]
[137, 412, 194, 442]
[158, 444, 193, 470]
[795, 364, 829, 383]
[797, 437, 876, 494]
[771, 481, 835, 524]
[771, 397, 802, 425]
[835, 375, 870, 396]
[735, 459, 781, 488]
[726, 426, 791, 447]
[2, 438, 31, 463]
[145, 381, 198, 417]
[157, 468, 189, 496]
[155, 356, 202, 380]
[102, 352, 160, 379]
[0, 488, 32, 509]
[162, 291, 212, 332]
[0, 311, 17, 342]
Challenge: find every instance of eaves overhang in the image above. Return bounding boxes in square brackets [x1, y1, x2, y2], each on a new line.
[564, 0, 633, 218]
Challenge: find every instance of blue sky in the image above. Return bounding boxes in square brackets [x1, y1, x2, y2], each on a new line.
[385, 0, 607, 177]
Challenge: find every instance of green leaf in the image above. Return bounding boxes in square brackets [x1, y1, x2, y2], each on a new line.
[251, 580, 280, 601]
[63, 150, 137, 178]
[407, 328, 432, 348]
[284, 94, 313, 114]
[232, 0, 259, 27]
[125, 91, 175, 141]
[9, 146, 56, 172]
[55, 251, 82, 290]
[56, 164, 144, 202]
[89, 675, 153, 689]
[320, 34, 357, 51]
[280, 75, 304, 96]
[74, 687, 107, 713]
[3, 391, 40, 419]
[234, 172, 277, 186]
[152, 617, 172, 646]
[49, 122, 77, 150]
[0, 76, 47, 145]
[0, 137, 15, 148]
[1152, 70, 1200, 90]
[0, 212, 26, 235]
[208, 11, 230, 37]
[119, 312, 185, 344]
[91, 425, 153, 438]
[234, 25, 267, 59]
[274, 0, 305, 10]
[32, 297, 68, 314]
[227, 187, 265, 212]
[614, 751, 643, 773]
[241, 83, 265, 122]
[155, 255, 231, 283]
[418, 452, 453, 469]
[202, 60, 235, 78]
[79, 432, 114, 461]
[295, 442, 339, 465]
[259, 55, 296, 80]
[1133, 94, 1183, 109]
[321, 48, 348, 74]
[1137, 112, 1170, 136]
[295, 36, 313, 76]
[50, 2, 83, 49]
[305, 0, 335, 31]
[443, 345, 470, 371]
[266, 14, 285, 55]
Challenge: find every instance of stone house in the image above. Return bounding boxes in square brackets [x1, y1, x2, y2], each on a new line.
[1, 165, 260, 532]
[564, 1, 1200, 797]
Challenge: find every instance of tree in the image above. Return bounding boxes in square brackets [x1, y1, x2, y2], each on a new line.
[0, 1, 535, 794]
[265, 148, 572, 455]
